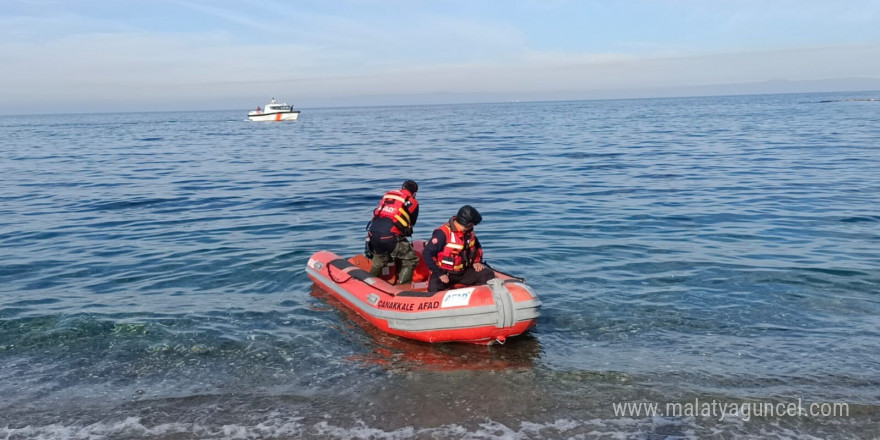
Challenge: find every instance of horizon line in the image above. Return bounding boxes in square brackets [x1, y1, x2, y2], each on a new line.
[2, 88, 879, 118]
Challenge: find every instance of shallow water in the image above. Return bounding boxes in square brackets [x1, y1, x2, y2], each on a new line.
[1, 92, 879, 438]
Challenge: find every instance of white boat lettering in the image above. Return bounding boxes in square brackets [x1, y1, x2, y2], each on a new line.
[441, 288, 474, 308]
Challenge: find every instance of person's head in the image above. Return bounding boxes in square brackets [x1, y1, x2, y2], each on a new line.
[455, 205, 482, 231]
[402, 180, 418, 195]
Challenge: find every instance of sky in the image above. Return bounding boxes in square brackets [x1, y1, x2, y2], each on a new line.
[1, 0, 879, 114]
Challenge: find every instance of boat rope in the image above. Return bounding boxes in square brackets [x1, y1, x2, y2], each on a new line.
[326, 261, 399, 296]
[484, 262, 526, 283]
[327, 260, 523, 295]
[368, 283, 399, 297]
[327, 263, 353, 284]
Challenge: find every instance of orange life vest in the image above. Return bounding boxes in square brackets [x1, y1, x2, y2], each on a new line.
[434, 221, 479, 274]
[372, 189, 418, 235]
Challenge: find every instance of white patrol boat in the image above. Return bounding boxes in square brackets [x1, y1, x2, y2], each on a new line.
[248, 97, 300, 121]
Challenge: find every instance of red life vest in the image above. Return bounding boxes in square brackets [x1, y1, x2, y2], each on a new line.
[434, 221, 480, 274]
[372, 189, 418, 235]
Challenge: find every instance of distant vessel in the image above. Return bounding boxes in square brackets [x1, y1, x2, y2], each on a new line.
[248, 97, 300, 121]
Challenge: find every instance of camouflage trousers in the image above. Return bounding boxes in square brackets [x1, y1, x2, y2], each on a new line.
[370, 238, 418, 276]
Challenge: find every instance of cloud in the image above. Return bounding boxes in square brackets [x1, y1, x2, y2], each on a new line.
[2, 0, 879, 113]
[2, 32, 879, 113]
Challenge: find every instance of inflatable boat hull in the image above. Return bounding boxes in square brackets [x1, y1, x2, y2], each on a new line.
[306, 249, 540, 344]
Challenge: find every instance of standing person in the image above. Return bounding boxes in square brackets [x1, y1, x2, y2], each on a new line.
[367, 180, 420, 285]
[422, 205, 495, 293]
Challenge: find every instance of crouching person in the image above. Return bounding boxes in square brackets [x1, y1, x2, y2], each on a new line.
[367, 180, 420, 285]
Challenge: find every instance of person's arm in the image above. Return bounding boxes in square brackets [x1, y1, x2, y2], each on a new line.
[472, 235, 484, 263]
[409, 204, 419, 230]
[422, 229, 446, 273]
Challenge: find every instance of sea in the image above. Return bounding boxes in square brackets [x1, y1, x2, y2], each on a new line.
[1, 92, 878, 439]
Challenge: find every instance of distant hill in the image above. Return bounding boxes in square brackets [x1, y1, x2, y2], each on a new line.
[305, 77, 880, 108]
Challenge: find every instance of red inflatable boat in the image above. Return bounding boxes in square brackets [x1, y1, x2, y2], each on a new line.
[306, 241, 541, 344]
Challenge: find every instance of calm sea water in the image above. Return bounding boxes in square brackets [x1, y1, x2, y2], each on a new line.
[1, 93, 879, 439]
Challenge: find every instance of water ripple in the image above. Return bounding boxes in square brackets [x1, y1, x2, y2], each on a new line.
[2, 93, 879, 435]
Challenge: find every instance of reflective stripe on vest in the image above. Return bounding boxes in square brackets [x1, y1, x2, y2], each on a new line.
[435, 223, 476, 273]
[373, 189, 417, 233]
